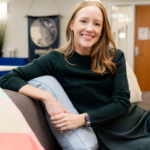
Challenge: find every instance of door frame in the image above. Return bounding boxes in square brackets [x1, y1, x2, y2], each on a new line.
[108, 1, 150, 71]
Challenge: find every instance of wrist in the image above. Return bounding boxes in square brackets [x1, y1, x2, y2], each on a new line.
[41, 92, 54, 104]
[78, 114, 86, 126]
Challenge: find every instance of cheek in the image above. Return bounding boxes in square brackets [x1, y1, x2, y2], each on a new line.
[73, 30, 81, 44]
[73, 30, 80, 40]
[95, 28, 102, 38]
[74, 28, 82, 38]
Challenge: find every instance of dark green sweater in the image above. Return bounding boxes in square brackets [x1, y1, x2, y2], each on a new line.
[0, 49, 131, 127]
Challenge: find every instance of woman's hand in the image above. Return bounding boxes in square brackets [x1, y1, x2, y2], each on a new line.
[43, 93, 70, 117]
[50, 113, 85, 133]
[43, 97, 70, 117]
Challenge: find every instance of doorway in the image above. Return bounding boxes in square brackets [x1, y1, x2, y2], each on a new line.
[109, 2, 150, 92]
[134, 5, 150, 91]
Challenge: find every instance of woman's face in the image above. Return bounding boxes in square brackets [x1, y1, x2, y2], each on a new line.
[70, 5, 103, 54]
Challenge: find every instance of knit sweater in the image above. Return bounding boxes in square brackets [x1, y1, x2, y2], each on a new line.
[0, 49, 131, 127]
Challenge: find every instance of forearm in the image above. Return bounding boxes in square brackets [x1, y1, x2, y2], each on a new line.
[87, 98, 131, 127]
[19, 84, 70, 117]
[0, 53, 55, 91]
[19, 84, 54, 103]
[85, 50, 130, 126]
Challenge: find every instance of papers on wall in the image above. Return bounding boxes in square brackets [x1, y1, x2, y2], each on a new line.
[138, 27, 149, 40]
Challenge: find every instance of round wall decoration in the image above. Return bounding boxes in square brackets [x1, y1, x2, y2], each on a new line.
[30, 17, 57, 47]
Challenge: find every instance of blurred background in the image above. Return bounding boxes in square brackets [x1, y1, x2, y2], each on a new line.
[0, 0, 150, 93]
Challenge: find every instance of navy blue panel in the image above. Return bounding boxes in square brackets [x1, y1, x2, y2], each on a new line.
[0, 57, 12, 65]
[12, 58, 29, 66]
[0, 58, 28, 66]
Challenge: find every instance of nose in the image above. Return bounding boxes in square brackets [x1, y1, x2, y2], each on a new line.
[85, 23, 93, 32]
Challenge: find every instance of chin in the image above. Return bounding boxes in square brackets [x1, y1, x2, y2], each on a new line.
[80, 43, 94, 48]
[81, 46, 93, 49]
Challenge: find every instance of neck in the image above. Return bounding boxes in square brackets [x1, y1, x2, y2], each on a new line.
[74, 44, 92, 56]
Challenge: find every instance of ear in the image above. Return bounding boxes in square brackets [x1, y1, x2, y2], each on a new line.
[69, 19, 74, 30]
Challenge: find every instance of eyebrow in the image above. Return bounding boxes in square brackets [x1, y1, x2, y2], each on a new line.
[80, 17, 102, 23]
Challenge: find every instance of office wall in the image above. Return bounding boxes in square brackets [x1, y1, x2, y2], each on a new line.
[0, 0, 149, 58]
[0, 0, 82, 57]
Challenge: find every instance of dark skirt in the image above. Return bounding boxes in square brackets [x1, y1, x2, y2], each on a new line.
[94, 104, 150, 150]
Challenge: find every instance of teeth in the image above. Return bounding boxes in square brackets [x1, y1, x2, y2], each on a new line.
[82, 35, 93, 38]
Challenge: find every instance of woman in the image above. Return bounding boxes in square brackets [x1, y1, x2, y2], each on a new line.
[0, 1, 150, 150]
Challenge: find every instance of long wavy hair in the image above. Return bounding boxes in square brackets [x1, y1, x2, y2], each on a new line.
[55, 1, 117, 76]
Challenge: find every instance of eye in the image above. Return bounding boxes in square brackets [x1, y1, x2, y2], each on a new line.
[95, 23, 100, 26]
[81, 20, 86, 23]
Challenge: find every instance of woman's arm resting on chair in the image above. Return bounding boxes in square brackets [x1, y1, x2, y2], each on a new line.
[19, 84, 85, 133]
[19, 84, 70, 117]
[0, 52, 70, 117]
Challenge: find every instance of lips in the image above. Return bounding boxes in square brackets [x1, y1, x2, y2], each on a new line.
[81, 34, 94, 38]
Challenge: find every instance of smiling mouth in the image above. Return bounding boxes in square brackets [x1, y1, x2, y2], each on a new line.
[81, 34, 94, 38]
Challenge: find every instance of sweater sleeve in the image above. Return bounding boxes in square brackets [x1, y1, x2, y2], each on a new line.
[0, 52, 56, 92]
[87, 50, 131, 127]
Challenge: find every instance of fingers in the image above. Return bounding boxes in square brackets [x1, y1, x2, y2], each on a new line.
[63, 108, 70, 114]
[51, 114, 70, 132]
[50, 113, 65, 121]
[54, 123, 70, 132]
[50, 113, 78, 132]
[54, 123, 66, 129]
[53, 123, 64, 133]
[51, 118, 64, 125]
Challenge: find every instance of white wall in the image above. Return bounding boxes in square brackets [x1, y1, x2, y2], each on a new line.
[0, 0, 148, 58]
[0, 0, 82, 58]
[104, 0, 150, 13]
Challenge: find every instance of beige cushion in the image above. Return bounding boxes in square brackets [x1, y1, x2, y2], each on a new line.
[126, 62, 142, 103]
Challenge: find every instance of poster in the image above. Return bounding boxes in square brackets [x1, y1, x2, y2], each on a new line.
[28, 15, 60, 62]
